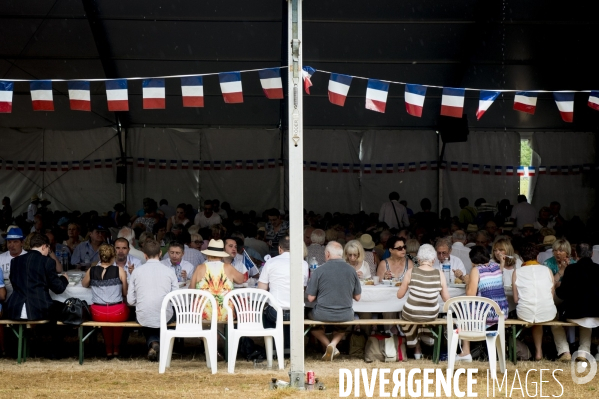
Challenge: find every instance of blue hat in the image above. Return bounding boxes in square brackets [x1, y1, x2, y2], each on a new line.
[58, 217, 70, 226]
[6, 227, 24, 240]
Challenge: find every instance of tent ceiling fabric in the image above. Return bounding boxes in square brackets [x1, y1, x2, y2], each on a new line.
[1, 0, 598, 130]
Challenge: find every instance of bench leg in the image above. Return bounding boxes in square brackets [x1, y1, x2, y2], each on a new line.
[79, 326, 84, 365]
[511, 325, 517, 365]
[433, 325, 442, 364]
[17, 325, 23, 364]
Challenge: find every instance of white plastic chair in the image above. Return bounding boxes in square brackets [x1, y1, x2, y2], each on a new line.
[223, 288, 284, 373]
[159, 290, 218, 374]
[443, 296, 506, 380]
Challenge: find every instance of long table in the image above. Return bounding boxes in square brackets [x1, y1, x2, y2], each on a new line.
[353, 284, 467, 313]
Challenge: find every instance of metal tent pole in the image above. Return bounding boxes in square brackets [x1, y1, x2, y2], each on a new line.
[287, 0, 305, 389]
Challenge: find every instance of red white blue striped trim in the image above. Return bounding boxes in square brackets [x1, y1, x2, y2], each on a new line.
[553, 92, 574, 122]
[513, 91, 537, 115]
[440, 88, 465, 118]
[219, 72, 243, 104]
[404, 84, 426, 117]
[258, 68, 284, 99]
[328, 73, 352, 107]
[106, 79, 129, 111]
[30, 80, 54, 111]
[365, 79, 389, 113]
[180, 76, 204, 107]
[67, 81, 91, 111]
[142, 78, 166, 109]
[0, 81, 13, 113]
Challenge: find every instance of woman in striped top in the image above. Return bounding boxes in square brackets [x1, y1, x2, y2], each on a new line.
[457, 245, 508, 362]
[397, 244, 450, 359]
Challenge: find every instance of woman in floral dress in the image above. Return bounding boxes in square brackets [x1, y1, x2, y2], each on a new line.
[189, 239, 245, 322]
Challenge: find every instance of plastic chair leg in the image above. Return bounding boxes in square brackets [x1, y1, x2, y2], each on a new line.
[486, 334, 498, 381]
[497, 332, 506, 373]
[274, 333, 285, 370]
[165, 337, 175, 368]
[447, 330, 460, 376]
[227, 335, 240, 373]
[207, 334, 218, 374]
[264, 336, 273, 368]
[159, 333, 171, 373]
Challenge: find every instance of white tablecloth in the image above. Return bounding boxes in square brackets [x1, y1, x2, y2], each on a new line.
[352, 285, 466, 313]
[49, 271, 93, 303]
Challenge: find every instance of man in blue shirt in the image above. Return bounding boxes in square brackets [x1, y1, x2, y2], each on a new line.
[71, 225, 107, 266]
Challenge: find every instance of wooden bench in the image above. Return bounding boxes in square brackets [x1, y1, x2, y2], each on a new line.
[0, 320, 50, 364]
[504, 319, 577, 364]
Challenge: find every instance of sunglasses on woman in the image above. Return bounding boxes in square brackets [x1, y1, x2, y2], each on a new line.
[392, 245, 406, 251]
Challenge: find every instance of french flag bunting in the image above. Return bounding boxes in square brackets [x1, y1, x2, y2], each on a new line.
[404, 84, 426, 117]
[583, 164, 591, 172]
[148, 159, 156, 169]
[319, 162, 328, 173]
[0, 81, 14, 113]
[386, 163, 394, 173]
[365, 79, 389, 113]
[513, 91, 537, 114]
[30, 81, 54, 111]
[213, 161, 221, 170]
[561, 165, 569, 175]
[302, 66, 316, 94]
[82, 160, 91, 170]
[258, 68, 284, 99]
[440, 88, 465, 118]
[528, 166, 536, 176]
[440, 160, 447, 170]
[553, 92, 574, 122]
[104, 158, 113, 168]
[180, 76, 204, 107]
[363, 164, 372, 174]
[267, 159, 276, 168]
[257, 160, 265, 169]
[472, 164, 480, 174]
[72, 161, 80, 170]
[192, 160, 200, 170]
[588, 91, 599, 111]
[278, 158, 284, 167]
[342, 163, 350, 173]
[181, 160, 189, 170]
[246, 160, 254, 170]
[430, 160, 438, 171]
[17, 161, 24, 171]
[461, 162, 469, 172]
[397, 163, 405, 173]
[105, 79, 129, 111]
[476, 91, 500, 120]
[94, 159, 102, 169]
[219, 72, 243, 103]
[375, 164, 383, 174]
[67, 81, 91, 111]
[353, 164, 361, 173]
[159, 159, 167, 170]
[420, 161, 428, 171]
[126, 157, 133, 166]
[328, 73, 352, 106]
[408, 162, 416, 172]
[142, 78, 166, 109]
[483, 165, 491, 175]
[39, 161, 47, 171]
[170, 160, 178, 170]
[203, 161, 212, 171]
[450, 161, 458, 171]
[571, 165, 580, 175]
[5, 160, 13, 170]
[224, 161, 232, 170]
[494, 165, 503, 175]
[50, 161, 58, 171]
[309, 161, 317, 171]
[303, 161, 306, 170]
[506, 166, 514, 176]
[539, 165, 547, 174]
[61, 161, 69, 171]
[235, 160, 243, 169]
[137, 158, 145, 168]
[550, 166, 558, 175]
[517, 166, 525, 176]
[331, 163, 339, 173]
[28, 161, 36, 171]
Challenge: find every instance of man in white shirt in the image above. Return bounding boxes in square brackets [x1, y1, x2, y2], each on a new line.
[451, 230, 472, 273]
[510, 195, 537, 230]
[160, 242, 196, 282]
[118, 227, 146, 264]
[194, 200, 222, 228]
[258, 236, 309, 349]
[0, 226, 27, 282]
[27, 195, 39, 223]
[113, 238, 142, 280]
[378, 192, 409, 229]
[127, 239, 178, 361]
[433, 237, 467, 279]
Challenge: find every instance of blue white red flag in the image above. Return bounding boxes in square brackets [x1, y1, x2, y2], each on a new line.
[93, 159, 101, 169]
[180, 76, 204, 107]
[472, 164, 480, 174]
[159, 160, 167, 170]
[170, 160, 178, 170]
[528, 166, 536, 176]
[550, 166, 558, 175]
[82, 161, 90, 170]
[450, 162, 458, 171]
[397, 163, 405, 173]
[517, 166, 525, 176]
[375, 164, 383, 174]
[342, 163, 350, 173]
[420, 161, 428, 171]
[331, 163, 339, 173]
[309, 162, 317, 171]
[137, 158, 145, 168]
[319, 162, 327, 172]
[105, 158, 113, 168]
[386, 163, 394, 173]
[513, 92, 537, 114]
[483, 165, 491, 175]
[257, 160, 265, 169]
[224, 161, 232, 170]
[431, 161, 438, 171]
[461, 162, 469, 172]
[328, 74, 352, 106]
[219, 72, 243, 103]
[258, 68, 284, 99]
[588, 91, 599, 111]
[193, 160, 200, 170]
[148, 159, 156, 169]
[246, 160, 254, 170]
[538, 166, 547, 174]
[40, 162, 48, 171]
[268, 159, 276, 168]
[106, 79, 128, 111]
[353, 164, 361, 173]
[561, 166, 569, 175]
[30, 81, 54, 111]
[235, 160, 243, 169]
[213, 161, 221, 170]
[494, 166, 502, 175]
[203, 161, 211, 171]
[302, 66, 316, 94]
[408, 162, 416, 172]
[68, 81, 91, 111]
[506, 166, 514, 176]
[553, 92, 574, 122]
[181, 160, 189, 169]
[440, 88, 465, 118]
[142, 78, 165, 109]
[4, 161, 13, 170]
[404, 84, 426, 117]
[365, 79, 389, 113]
[476, 91, 500, 120]
[242, 251, 257, 272]
[28, 161, 36, 171]
[17, 161, 24, 171]
[363, 164, 371, 174]
[0, 81, 13, 113]
[72, 161, 80, 170]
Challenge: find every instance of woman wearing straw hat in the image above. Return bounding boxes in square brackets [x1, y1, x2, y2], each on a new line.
[189, 239, 245, 322]
[358, 234, 379, 277]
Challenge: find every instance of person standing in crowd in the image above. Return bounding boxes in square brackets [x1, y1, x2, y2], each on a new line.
[510, 195, 537, 230]
[379, 192, 409, 229]
[458, 197, 478, 228]
[306, 228, 326, 266]
[194, 200, 222, 229]
[27, 195, 40, 223]
[158, 199, 175, 220]
[1, 196, 12, 225]
[265, 209, 289, 257]
[307, 241, 361, 361]
[82, 244, 129, 359]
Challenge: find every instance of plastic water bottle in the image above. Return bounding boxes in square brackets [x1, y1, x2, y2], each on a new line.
[84, 250, 90, 265]
[442, 258, 452, 284]
[309, 257, 318, 277]
[62, 248, 69, 270]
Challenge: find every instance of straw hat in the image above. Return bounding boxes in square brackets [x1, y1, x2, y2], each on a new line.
[542, 235, 556, 246]
[358, 234, 375, 249]
[201, 239, 230, 258]
[31, 194, 40, 202]
[466, 224, 478, 233]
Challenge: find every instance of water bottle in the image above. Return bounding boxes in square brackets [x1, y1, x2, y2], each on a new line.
[309, 257, 318, 277]
[442, 258, 451, 284]
[84, 250, 90, 265]
[62, 247, 70, 271]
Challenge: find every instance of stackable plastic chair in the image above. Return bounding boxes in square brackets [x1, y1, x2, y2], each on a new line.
[223, 288, 284, 373]
[159, 290, 218, 374]
[443, 296, 506, 380]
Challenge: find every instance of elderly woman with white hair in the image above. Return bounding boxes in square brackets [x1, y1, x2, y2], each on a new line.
[543, 238, 576, 284]
[306, 228, 326, 265]
[397, 244, 450, 359]
[343, 240, 371, 279]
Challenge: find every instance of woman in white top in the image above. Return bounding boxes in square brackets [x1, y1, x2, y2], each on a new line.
[492, 236, 522, 287]
[166, 204, 190, 232]
[343, 240, 371, 279]
[512, 243, 557, 360]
